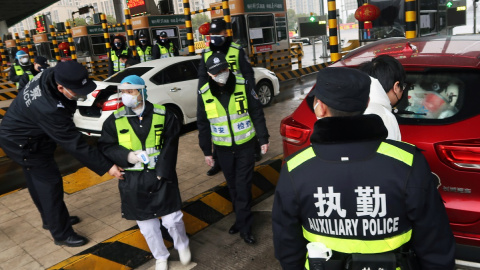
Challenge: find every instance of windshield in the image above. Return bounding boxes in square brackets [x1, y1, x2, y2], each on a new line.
[105, 67, 153, 83]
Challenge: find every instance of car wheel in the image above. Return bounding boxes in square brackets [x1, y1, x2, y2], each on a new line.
[255, 81, 274, 107]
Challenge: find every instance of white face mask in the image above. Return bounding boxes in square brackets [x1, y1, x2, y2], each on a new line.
[122, 93, 141, 108]
[213, 71, 229, 84]
[20, 57, 29, 65]
[313, 101, 322, 120]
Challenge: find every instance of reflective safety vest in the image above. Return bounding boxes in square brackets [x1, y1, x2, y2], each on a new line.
[199, 77, 255, 146]
[114, 104, 166, 171]
[136, 46, 152, 62]
[111, 49, 128, 72]
[204, 42, 242, 75]
[286, 142, 415, 270]
[14, 65, 33, 88]
[157, 42, 174, 58]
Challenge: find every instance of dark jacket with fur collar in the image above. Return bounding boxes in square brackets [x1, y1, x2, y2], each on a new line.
[272, 114, 455, 270]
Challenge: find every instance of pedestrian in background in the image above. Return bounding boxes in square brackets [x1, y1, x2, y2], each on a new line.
[359, 54, 406, 140]
[98, 75, 191, 270]
[136, 31, 153, 62]
[9, 50, 34, 89]
[17, 56, 50, 91]
[197, 53, 270, 244]
[108, 35, 134, 76]
[272, 67, 454, 269]
[152, 31, 179, 59]
[0, 61, 123, 247]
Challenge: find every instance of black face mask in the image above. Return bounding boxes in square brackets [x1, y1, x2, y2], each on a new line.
[114, 42, 122, 48]
[139, 40, 147, 45]
[159, 39, 168, 45]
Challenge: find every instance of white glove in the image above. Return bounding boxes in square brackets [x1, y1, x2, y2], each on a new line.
[127, 151, 143, 164]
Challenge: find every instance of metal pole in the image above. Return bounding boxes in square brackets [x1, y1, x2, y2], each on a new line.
[65, 22, 77, 62]
[124, 9, 137, 57]
[405, 0, 417, 38]
[0, 38, 7, 79]
[183, 0, 195, 55]
[319, 0, 328, 58]
[474, 1, 477, 34]
[49, 25, 61, 62]
[312, 37, 316, 65]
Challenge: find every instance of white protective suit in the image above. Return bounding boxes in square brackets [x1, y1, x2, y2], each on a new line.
[364, 77, 402, 140]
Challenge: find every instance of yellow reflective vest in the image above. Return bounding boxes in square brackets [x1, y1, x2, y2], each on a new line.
[199, 77, 255, 146]
[111, 49, 128, 72]
[114, 104, 166, 171]
[14, 65, 33, 88]
[157, 42, 174, 58]
[137, 46, 152, 62]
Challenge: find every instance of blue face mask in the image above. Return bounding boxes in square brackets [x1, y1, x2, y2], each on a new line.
[210, 35, 226, 46]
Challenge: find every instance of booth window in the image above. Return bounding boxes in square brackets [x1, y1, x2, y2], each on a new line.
[247, 14, 275, 45]
[231, 15, 248, 47]
[91, 35, 108, 55]
[74, 36, 91, 57]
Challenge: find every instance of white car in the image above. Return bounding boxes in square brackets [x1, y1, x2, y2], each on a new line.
[74, 55, 280, 136]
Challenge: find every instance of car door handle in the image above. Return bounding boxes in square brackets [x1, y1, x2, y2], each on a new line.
[170, 87, 181, 92]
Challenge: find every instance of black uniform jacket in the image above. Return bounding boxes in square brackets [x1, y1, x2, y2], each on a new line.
[18, 68, 40, 91]
[151, 40, 180, 59]
[98, 102, 182, 220]
[272, 114, 455, 270]
[197, 72, 269, 156]
[197, 39, 255, 93]
[0, 68, 113, 175]
[9, 62, 34, 83]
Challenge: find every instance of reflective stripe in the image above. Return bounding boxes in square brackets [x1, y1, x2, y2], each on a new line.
[231, 43, 242, 49]
[199, 84, 210, 94]
[137, 46, 152, 62]
[210, 124, 230, 136]
[153, 107, 165, 115]
[303, 227, 412, 254]
[208, 115, 228, 124]
[234, 129, 254, 142]
[236, 78, 245, 85]
[212, 135, 232, 143]
[158, 43, 174, 58]
[287, 147, 316, 172]
[114, 108, 127, 118]
[111, 49, 128, 72]
[229, 112, 248, 120]
[377, 142, 413, 166]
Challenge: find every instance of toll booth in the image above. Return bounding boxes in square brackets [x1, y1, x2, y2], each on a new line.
[4, 39, 18, 64]
[71, 25, 126, 62]
[131, 15, 189, 56]
[209, 0, 292, 72]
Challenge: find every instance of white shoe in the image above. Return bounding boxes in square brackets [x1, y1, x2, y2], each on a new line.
[155, 259, 168, 270]
[178, 246, 191, 265]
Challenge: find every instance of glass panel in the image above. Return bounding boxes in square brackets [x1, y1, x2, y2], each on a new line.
[105, 67, 153, 82]
[91, 35, 108, 55]
[74, 36, 91, 57]
[248, 14, 275, 45]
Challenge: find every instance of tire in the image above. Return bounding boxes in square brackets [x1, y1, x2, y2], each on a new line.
[255, 81, 274, 107]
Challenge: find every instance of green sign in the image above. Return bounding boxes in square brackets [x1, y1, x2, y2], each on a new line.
[244, 0, 285, 13]
[446, 1, 453, 7]
[148, 15, 185, 27]
[86, 25, 125, 35]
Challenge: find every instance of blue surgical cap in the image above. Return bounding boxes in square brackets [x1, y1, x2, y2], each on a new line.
[120, 75, 148, 100]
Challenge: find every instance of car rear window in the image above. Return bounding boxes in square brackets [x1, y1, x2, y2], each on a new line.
[105, 67, 153, 83]
[396, 69, 479, 124]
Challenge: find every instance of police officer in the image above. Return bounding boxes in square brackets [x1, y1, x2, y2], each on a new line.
[198, 18, 260, 176]
[136, 32, 153, 62]
[9, 50, 34, 89]
[108, 35, 134, 76]
[152, 31, 179, 59]
[17, 56, 49, 91]
[272, 67, 455, 269]
[197, 53, 269, 244]
[0, 61, 124, 247]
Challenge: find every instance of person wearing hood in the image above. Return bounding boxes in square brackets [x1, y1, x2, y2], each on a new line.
[17, 56, 50, 91]
[108, 35, 134, 76]
[98, 75, 191, 270]
[152, 31, 179, 59]
[10, 50, 34, 89]
[0, 61, 123, 247]
[359, 54, 406, 140]
[136, 32, 153, 62]
[272, 67, 454, 270]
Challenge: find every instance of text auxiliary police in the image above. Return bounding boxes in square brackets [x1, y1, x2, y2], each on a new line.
[272, 67, 455, 269]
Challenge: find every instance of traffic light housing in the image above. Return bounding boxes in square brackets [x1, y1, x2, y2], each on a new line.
[309, 12, 316, 22]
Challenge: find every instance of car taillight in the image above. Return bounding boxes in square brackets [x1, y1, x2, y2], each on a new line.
[280, 116, 311, 146]
[91, 89, 101, 98]
[102, 98, 124, 111]
[435, 139, 480, 171]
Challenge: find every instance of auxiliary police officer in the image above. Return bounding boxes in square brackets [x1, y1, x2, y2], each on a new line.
[136, 31, 153, 62]
[108, 35, 134, 76]
[197, 53, 269, 244]
[17, 56, 50, 91]
[272, 67, 455, 269]
[152, 31, 179, 59]
[0, 61, 123, 247]
[198, 18, 260, 176]
[9, 50, 34, 89]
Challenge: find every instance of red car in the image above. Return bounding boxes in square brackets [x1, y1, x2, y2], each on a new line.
[280, 35, 480, 259]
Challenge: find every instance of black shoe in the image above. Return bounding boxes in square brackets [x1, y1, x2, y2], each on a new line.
[206, 163, 221, 176]
[240, 232, 256, 244]
[54, 233, 88, 247]
[228, 224, 239, 234]
[43, 216, 80, 230]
